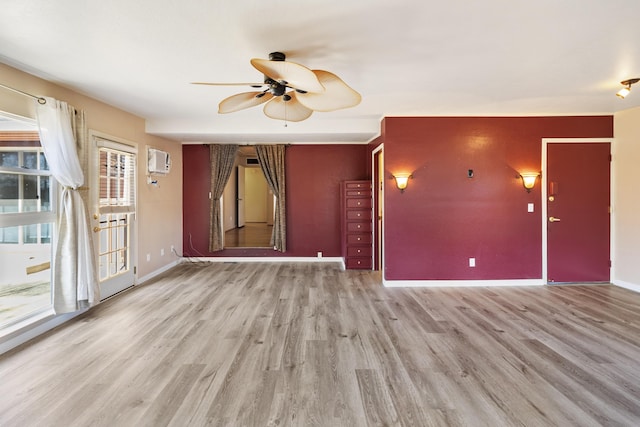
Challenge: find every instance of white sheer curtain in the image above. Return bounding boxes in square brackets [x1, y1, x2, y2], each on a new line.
[36, 97, 99, 313]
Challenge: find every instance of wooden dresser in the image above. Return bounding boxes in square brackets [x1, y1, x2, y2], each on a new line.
[341, 180, 373, 269]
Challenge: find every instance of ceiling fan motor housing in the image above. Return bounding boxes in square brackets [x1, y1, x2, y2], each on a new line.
[269, 52, 286, 61]
[264, 52, 288, 97]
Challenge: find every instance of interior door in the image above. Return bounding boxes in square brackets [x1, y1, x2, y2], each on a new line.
[237, 165, 245, 228]
[546, 143, 610, 283]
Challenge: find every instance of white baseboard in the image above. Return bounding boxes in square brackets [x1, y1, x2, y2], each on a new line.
[612, 280, 640, 293]
[136, 259, 182, 285]
[188, 256, 344, 265]
[0, 310, 86, 356]
[383, 278, 544, 288]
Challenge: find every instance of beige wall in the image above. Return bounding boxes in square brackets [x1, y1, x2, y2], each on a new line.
[0, 62, 182, 281]
[245, 167, 268, 222]
[613, 107, 640, 290]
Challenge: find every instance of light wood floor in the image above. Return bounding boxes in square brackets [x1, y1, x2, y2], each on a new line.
[224, 223, 273, 248]
[1, 262, 640, 426]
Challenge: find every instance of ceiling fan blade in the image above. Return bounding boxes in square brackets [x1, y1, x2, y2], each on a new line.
[250, 58, 325, 93]
[192, 82, 265, 87]
[218, 91, 273, 114]
[296, 70, 361, 112]
[263, 92, 313, 122]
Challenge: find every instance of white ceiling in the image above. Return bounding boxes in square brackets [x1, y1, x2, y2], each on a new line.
[1, 0, 639, 144]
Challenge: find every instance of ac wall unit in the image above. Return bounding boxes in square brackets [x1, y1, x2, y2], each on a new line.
[148, 148, 170, 174]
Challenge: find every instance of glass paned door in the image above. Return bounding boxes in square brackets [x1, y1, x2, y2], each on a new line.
[95, 143, 136, 299]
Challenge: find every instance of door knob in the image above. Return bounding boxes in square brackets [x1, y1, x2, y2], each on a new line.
[548, 216, 561, 223]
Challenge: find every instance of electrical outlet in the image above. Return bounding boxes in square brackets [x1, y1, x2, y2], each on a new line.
[317, 251, 323, 258]
[146, 253, 151, 262]
[469, 258, 476, 267]
[161, 248, 165, 256]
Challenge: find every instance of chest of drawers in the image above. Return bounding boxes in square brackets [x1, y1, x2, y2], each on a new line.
[341, 180, 373, 269]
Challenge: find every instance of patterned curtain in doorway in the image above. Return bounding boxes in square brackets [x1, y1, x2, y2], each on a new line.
[255, 144, 286, 252]
[209, 144, 238, 252]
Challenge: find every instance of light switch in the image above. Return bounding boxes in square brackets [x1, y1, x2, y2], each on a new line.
[528, 203, 534, 213]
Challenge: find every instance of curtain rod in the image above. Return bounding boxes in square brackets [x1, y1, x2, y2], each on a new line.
[0, 83, 46, 104]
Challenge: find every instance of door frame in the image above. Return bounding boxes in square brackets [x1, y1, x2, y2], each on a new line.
[89, 130, 138, 298]
[237, 164, 245, 228]
[541, 137, 615, 284]
[371, 143, 384, 273]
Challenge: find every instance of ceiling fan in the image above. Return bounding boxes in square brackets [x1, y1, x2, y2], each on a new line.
[192, 52, 361, 122]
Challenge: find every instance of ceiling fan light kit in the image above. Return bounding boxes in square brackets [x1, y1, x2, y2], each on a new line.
[194, 52, 361, 122]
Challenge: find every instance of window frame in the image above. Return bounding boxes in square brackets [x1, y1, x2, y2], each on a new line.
[0, 112, 56, 329]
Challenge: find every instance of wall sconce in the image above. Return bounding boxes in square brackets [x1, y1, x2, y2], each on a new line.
[616, 78, 640, 99]
[392, 173, 412, 192]
[519, 172, 540, 192]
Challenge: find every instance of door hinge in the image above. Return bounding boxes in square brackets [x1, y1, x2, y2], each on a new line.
[609, 260, 612, 268]
[609, 154, 612, 162]
[134, 266, 137, 274]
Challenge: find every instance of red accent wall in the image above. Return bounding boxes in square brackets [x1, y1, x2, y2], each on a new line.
[381, 116, 613, 280]
[182, 144, 367, 257]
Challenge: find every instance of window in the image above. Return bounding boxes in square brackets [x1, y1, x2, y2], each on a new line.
[0, 116, 54, 327]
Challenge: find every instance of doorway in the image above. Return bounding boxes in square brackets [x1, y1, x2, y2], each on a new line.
[543, 139, 612, 284]
[223, 147, 274, 248]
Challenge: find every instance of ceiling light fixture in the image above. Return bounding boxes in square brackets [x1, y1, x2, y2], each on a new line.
[616, 78, 640, 99]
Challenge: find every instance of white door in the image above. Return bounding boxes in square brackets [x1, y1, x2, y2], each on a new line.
[93, 137, 136, 299]
[237, 165, 245, 227]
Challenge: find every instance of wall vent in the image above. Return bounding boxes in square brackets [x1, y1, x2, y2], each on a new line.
[246, 158, 259, 165]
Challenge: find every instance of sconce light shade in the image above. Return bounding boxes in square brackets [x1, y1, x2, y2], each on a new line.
[393, 173, 412, 192]
[519, 172, 539, 192]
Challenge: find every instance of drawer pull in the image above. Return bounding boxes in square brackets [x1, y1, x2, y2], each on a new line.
[357, 237, 361, 241]
[357, 225, 361, 229]
[357, 249, 361, 253]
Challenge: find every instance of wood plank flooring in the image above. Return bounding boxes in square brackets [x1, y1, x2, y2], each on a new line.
[224, 223, 273, 248]
[1, 262, 640, 426]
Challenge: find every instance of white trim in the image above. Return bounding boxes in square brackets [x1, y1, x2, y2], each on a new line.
[0, 309, 87, 356]
[371, 143, 384, 275]
[541, 137, 615, 284]
[91, 131, 139, 153]
[383, 279, 544, 288]
[181, 141, 374, 146]
[89, 130, 139, 297]
[0, 110, 37, 125]
[187, 256, 344, 265]
[136, 259, 182, 284]
[613, 280, 640, 294]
